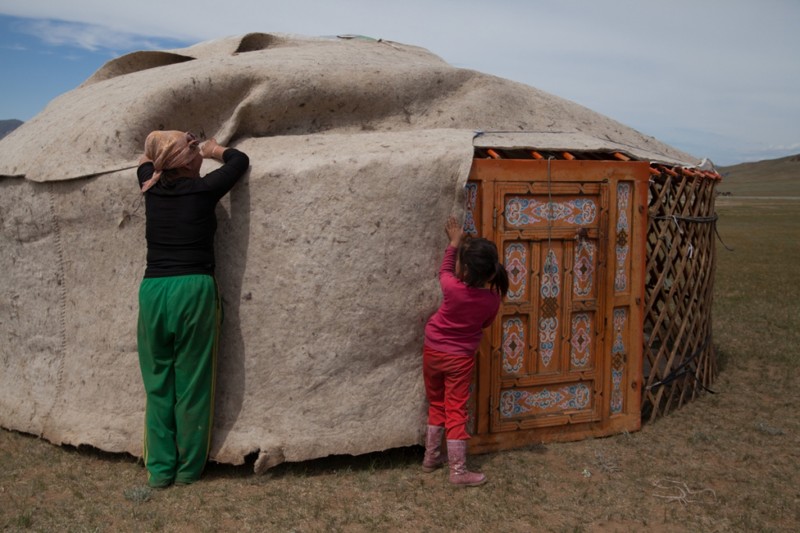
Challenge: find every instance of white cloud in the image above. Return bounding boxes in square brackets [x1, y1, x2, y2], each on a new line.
[20, 19, 170, 52]
[2, 43, 27, 51]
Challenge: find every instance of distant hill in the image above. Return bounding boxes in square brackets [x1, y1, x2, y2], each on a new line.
[0, 119, 23, 140]
[718, 154, 800, 197]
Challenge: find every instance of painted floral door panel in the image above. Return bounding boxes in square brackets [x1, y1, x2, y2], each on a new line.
[491, 182, 608, 432]
[465, 158, 646, 451]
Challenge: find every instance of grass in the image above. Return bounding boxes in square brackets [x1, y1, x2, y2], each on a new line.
[714, 198, 800, 367]
[1, 198, 799, 532]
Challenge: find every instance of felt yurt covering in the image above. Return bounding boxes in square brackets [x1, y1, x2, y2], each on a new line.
[0, 33, 700, 469]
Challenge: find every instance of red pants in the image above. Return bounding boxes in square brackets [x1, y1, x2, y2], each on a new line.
[423, 345, 475, 440]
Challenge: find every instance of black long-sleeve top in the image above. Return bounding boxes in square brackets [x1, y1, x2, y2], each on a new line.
[137, 148, 250, 278]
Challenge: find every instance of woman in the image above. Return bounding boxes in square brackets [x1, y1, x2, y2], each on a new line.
[136, 130, 249, 487]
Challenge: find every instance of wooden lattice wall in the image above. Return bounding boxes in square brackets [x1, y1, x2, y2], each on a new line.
[642, 166, 721, 422]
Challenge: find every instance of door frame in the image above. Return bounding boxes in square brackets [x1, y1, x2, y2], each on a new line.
[466, 158, 649, 453]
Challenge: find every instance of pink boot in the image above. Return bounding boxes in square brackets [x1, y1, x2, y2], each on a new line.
[422, 425, 446, 472]
[447, 440, 486, 486]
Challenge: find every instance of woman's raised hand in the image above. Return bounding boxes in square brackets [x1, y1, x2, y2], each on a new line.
[199, 138, 222, 159]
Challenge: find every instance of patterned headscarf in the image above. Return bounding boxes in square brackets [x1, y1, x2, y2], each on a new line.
[140, 130, 200, 192]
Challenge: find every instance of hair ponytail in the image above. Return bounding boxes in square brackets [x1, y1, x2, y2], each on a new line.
[491, 261, 509, 297]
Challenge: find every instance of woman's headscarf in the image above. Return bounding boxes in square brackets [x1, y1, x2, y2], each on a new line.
[140, 130, 200, 192]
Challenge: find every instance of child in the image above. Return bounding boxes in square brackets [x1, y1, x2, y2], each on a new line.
[422, 215, 508, 486]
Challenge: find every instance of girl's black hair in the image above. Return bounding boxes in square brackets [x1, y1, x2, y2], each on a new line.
[457, 237, 509, 297]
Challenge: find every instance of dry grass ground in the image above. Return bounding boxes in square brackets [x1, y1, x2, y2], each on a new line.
[2, 197, 799, 532]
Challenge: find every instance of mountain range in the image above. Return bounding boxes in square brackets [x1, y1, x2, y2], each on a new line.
[718, 153, 800, 196]
[0, 119, 22, 140]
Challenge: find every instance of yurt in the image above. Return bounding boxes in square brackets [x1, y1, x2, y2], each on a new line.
[0, 33, 719, 470]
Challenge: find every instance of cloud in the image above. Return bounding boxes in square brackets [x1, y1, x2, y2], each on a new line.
[1, 43, 27, 51]
[19, 19, 174, 52]
[651, 125, 800, 166]
[767, 142, 800, 152]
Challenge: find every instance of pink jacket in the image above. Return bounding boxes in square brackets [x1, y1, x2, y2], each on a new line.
[424, 246, 502, 356]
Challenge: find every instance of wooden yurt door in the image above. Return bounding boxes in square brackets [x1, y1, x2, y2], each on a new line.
[467, 159, 647, 452]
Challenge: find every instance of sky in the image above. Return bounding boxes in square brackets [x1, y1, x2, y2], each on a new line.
[0, 0, 798, 167]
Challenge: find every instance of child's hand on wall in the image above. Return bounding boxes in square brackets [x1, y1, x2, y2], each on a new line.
[445, 215, 464, 247]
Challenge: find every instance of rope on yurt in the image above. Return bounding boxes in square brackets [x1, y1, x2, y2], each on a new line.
[646, 334, 716, 394]
[546, 156, 554, 250]
[650, 212, 734, 252]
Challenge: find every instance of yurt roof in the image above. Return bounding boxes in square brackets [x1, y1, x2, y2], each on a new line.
[0, 32, 698, 183]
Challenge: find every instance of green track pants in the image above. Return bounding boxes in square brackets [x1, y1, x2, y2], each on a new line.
[137, 274, 220, 487]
